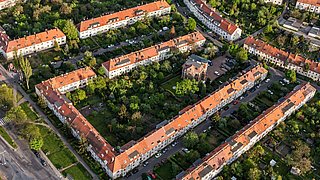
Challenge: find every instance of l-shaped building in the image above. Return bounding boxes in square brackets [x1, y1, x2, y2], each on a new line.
[77, 1, 171, 39]
[178, 82, 316, 180]
[102, 32, 206, 78]
[244, 36, 320, 82]
[183, 0, 242, 41]
[36, 64, 267, 179]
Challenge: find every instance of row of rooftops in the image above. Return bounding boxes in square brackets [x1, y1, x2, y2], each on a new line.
[189, 0, 239, 35]
[102, 32, 206, 72]
[35, 67, 118, 170]
[108, 64, 267, 173]
[179, 83, 316, 180]
[297, 0, 320, 6]
[244, 36, 320, 74]
[36, 63, 267, 175]
[77, 0, 171, 33]
[0, 28, 65, 53]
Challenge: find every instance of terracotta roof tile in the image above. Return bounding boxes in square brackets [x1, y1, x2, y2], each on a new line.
[78, 1, 170, 32]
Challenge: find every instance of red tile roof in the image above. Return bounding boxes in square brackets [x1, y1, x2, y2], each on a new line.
[244, 36, 320, 75]
[102, 32, 206, 72]
[0, 28, 65, 53]
[77, 1, 170, 32]
[297, 0, 320, 6]
[180, 83, 316, 180]
[111, 64, 267, 173]
[36, 64, 268, 176]
[192, 0, 239, 35]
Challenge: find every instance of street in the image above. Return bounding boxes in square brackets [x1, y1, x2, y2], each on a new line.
[0, 64, 98, 179]
[0, 133, 58, 180]
[126, 67, 284, 180]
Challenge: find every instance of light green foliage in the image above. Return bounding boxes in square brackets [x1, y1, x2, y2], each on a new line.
[175, 79, 199, 95]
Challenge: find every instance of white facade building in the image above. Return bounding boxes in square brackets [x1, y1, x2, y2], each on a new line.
[264, 0, 283, 5]
[184, 0, 242, 41]
[295, 0, 320, 14]
[102, 32, 206, 79]
[77, 1, 171, 39]
[0, 28, 66, 59]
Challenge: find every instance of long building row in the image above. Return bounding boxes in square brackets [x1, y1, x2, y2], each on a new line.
[102, 31, 206, 78]
[77, 0, 171, 39]
[36, 63, 267, 178]
[178, 82, 316, 180]
[0, 1, 171, 59]
[183, 0, 242, 41]
[244, 36, 320, 82]
[296, 0, 320, 14]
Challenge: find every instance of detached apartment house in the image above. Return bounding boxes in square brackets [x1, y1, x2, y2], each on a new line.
[36, 63, 267, 179]
[295, 0, 320, 14]
[77, 0, 171, 39]
[244, 36, 320, 82]
[102, 32, 206, 79]
[179, 83, 316, 180]
[0, 28, 66, 59]
[184, 0, 242, 41]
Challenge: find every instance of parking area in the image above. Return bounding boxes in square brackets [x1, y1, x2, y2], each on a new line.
[206, 55, 236, 81]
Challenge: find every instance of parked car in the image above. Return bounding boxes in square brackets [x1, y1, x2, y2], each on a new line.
[143, 161, 149, 167]
[148, 172, 157, 179]
[132, 168, 139, 174]
[214, 71, 220, 76]
[33, 151, 40, 158]
[155, 152, 162, 158]
[265, 78, 270, 83]
[268, 90, 274, 95]
[233, 100, 239, 105]
[182, 148, 190, 153]
[40, 158, 47, 167]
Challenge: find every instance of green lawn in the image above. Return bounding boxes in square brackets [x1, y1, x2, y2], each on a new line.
[47, 148, 77, 169]
[39, 126, 77, 170]
[154, 160, 181, 180]
[62, 164, 91, 180]
[20, 102, 38, 121]
[161, 76, 182, 92]
[0, 126, 17, 148]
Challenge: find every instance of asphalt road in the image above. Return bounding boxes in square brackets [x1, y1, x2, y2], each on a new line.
[0, 64, 98, 179]
[0, 132, 58, 180]
[126, 66, 284, 180]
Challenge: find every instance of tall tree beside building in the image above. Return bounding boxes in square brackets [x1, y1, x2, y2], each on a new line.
[19, 57, 32, 89]
[187, 18, 197, 31]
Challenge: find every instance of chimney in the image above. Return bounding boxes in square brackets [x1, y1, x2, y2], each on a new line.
[200, 3, 203, 8]
[210, 11, 213, 16]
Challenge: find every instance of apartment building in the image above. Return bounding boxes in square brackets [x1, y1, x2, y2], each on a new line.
[0, 0, 18, 10]
[77, 1, 171, 39]
[182, 54, 208, 81]
[264, 0, 283, 5]
[295, 0, 320, 14]
[0, 28, 66, 59]
[36, 63, 267, 179]
[102, 32, 206, 79]
[183, 0, 242, 41]
[244, 36, 320, 81]
[179, 83, 316, 180]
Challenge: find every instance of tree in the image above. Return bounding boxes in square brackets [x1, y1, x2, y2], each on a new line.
[286, 140, 312, 174]
[60, 3, 72, 15]
[76, 89, 86, 101]
[22, 124, 41, 140]
[248, 168, 261, 180]
[175, 79, 199, 95]
[0, 84, 14, 109]
[77, 136, 88, 154]
[170, 26, 176, 37]
[285, 70, 296, 83]
[19, 57, 32, 89]
[161, 60, 172, 72]
[131, 111, 142, 123]
[183, 131, 199, 149]
[29, 137, 44, 151]
[54, 19, 79, 41]
[84, 51, 96, 67]
[5, 106, 28, 125]
[187, 18, 197, 31]
[211, 113, 221, 123]
[235, 48, 248, 63]
[53, 40, 60, 51]
[185, 150, 200, 163]
[264, 24, 273, 34]
[37, 96, 47, 109]
[118, 104, 128, 120]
